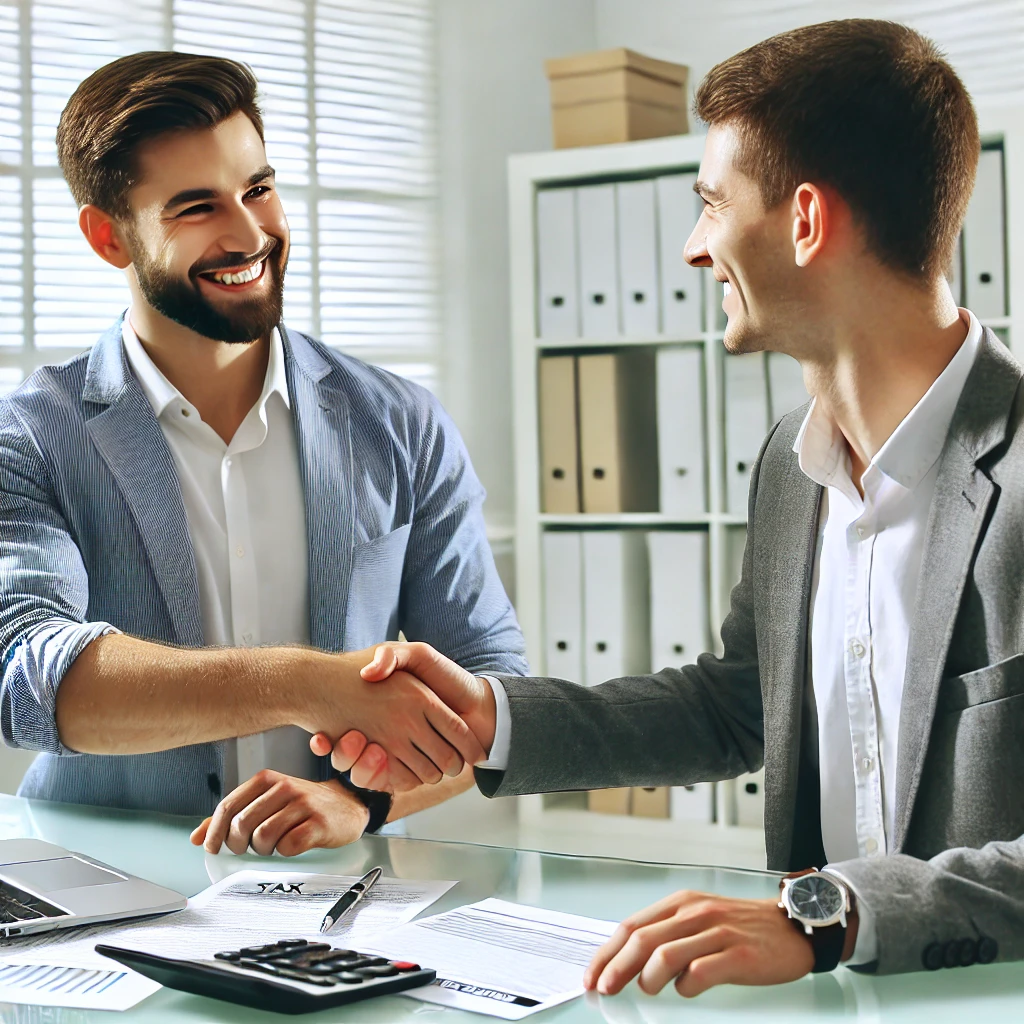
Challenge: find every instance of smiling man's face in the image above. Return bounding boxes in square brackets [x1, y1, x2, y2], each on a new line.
[122, 110, 289, 344]
[684, 122, 803, 355]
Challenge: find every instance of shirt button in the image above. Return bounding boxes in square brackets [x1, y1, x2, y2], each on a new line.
[242, 632, 253, 645]
[865, 837, 879, 854]
[861, 756, 874, 773]
[180, 408, 190, 418]
[849, 639, 867, 659]
[225, 457, 232, 468]
[236, 545, 245, 558]
[856, 526, 865, 538]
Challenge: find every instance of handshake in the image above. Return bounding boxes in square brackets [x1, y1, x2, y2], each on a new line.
[306, 642, 499, 792]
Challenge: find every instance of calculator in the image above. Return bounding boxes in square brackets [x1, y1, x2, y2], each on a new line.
[95, 938, 436, 1015]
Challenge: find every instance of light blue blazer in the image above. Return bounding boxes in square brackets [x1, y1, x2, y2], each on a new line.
[0, 319, 527, 815]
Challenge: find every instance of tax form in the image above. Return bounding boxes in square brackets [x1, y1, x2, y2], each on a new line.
[362, 898, 618, 1019]
[0, 869, 455, 1011]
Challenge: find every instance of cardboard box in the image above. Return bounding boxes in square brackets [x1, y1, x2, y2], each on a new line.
[631, 786, 671, 818]
[587, 788, 632, 815]
[545, 48, 689, 149]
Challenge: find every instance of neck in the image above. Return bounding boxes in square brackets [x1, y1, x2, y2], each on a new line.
[128, 298, 270, 446]
[800, 272, 967, 491]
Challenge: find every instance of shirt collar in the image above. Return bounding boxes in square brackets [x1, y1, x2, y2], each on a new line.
[121, 311, 290, 420]
[793, 309, 983, 496]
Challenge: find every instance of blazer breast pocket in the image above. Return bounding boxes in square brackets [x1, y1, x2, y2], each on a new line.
[937, 653, 1024, 713]
[345, 524, 412, 651]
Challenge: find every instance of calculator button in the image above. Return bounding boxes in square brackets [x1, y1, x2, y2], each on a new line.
[356, 964, 399, 978]
[276, 967, 336, 986]
[239, 945, 276, 956]
[393, 961, 420, 971]
[334, 972, 364, 984]
[214, 951, 241, 962]
[337, 957, 375, 970]
[307, 963, 339, 976]
[276, 939, 308, 948]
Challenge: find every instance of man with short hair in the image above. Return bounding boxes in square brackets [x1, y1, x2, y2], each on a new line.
[0, 51, 526, 855]
[325, 19, 1024, 989]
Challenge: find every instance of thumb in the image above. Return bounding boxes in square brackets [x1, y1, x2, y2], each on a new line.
[360, 644, 400, 682]
[362, 642, 475, 712]
[309, 732, 334, 757]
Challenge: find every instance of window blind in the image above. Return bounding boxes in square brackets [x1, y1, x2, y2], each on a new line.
[0, 0, 438, 394]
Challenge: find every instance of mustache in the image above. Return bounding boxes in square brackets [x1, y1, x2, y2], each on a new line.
[191, 237, 279, 278]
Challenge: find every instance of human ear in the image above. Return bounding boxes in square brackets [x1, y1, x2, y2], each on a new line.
[792, 183, 829, 268]
[78, 205, 132, 270]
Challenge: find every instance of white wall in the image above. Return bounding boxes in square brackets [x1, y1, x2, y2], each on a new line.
[435, 0, 597, 558]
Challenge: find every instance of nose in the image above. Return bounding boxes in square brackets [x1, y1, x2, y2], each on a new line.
[220, 198, 266, 259]
[684, 220, 712, 268]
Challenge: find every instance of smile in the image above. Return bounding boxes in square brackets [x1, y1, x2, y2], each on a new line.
[723, 282, 732, 296]
[200, 260, 265, 288]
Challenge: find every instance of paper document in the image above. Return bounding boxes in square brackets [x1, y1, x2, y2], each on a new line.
[0, 961, 160, 1011]
[0, 870, 454, 1011]
[362, 897, 617, 1019]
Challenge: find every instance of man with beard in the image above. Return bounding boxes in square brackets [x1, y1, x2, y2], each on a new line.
[0, 51, 526, 855]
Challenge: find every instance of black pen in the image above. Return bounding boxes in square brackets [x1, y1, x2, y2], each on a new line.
[320, 867, 383, 933]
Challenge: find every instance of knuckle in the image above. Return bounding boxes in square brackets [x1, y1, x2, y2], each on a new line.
[254, 769, 279, 787]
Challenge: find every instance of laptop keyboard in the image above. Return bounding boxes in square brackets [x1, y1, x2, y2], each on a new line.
[0, 877, 66, 924]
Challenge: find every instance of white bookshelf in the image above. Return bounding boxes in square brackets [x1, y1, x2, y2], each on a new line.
[506, 109, 1022, 868]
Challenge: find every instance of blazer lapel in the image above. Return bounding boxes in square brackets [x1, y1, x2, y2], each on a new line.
[82, 322, 203, 646]
[282, 328, 355, 653]
[894, 331, 1022, 849]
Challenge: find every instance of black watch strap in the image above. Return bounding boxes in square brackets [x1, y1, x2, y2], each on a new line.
[807, 922, 847, 973]
[334, 771, 393, 835]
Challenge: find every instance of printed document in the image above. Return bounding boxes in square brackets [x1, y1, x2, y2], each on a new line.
[0, 870, 454, 1011]
[362, 897, 618, 1019]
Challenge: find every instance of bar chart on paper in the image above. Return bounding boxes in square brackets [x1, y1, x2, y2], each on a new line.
[0, 960, 160, 1010]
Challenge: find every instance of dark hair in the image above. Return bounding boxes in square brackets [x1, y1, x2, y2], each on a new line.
[694, 19, 979, 280]
[57, 51, 264, 219]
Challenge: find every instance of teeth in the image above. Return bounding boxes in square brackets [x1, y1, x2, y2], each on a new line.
[723, 282, 732, 296]
[212, 261, 264, 286]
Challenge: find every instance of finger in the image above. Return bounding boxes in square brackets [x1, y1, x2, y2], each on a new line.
[675, 950, 738, 998]
[595, 916, 708, 996]
[360, 644, 400, 682]
[224, 783, 297, 855]
[425, 704, 485, 768]
[309, 732, 333, 757]
[326, 731, 370, 773]
[249, 802, 311, 857]
[274, 818, 326, 858]
[348, 742, 420, 793]
[406, 720, 465, 778]
[203, 771, 280, 854]
[190, 818, 212, 846]
[638, 930, 726, 995]
[584, 892, 698, 989]
[393, 740, 445, 786]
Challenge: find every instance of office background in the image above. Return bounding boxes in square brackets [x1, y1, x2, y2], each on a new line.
[0, 0, 1021, 858]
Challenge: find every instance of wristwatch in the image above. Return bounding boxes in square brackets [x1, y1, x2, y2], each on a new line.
[778, 869, 853, 973]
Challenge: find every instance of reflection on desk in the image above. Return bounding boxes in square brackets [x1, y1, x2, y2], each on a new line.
[0, 793, 1019, 1021]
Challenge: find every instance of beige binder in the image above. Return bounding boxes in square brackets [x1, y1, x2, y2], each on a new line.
[631, 786, 670, 818]
[588, 788, 632, 814]
[538, 355, 580, 513]
[578, 351, 658, 512]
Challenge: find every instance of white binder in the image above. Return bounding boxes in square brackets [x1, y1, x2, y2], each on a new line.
[616, 180, 660, 337]
[670, 784, 715, 824]
[582, 530, 650, 686]
[542, 531, 584, 682]
[766, 352, 809, 423]
[963, 147, 1006, 320]
[536, 187, 579, 339]
[724, 353, 769, 516]
[655, 173, 703, 339]
[647, 530, 709, 671]
[656, 346, 707, 516]
[577, 184, 620, 338]
[725, 526, 747, 595]
[735, 767, 765, 828]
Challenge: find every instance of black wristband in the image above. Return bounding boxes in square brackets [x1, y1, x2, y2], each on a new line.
[335, 772, 393, 835]
[808, 922, 847, 973]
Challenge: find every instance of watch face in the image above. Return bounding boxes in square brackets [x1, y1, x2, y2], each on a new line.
[788, 875, 844, 922]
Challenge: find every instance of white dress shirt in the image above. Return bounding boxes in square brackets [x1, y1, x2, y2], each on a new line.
[121, 314, 315, 793]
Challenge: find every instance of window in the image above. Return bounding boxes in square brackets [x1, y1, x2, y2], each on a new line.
[0, 0, 438, 396]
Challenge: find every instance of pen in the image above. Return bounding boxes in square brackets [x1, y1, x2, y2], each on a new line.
[320, 867, 383, 933]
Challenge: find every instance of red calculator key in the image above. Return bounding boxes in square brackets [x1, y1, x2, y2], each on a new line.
[393, 962, 420, 972]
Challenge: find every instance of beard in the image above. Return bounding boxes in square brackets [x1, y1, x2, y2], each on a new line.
[130, 233, 288, 344]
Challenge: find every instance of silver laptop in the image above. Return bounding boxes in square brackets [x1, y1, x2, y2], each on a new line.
[0, 839, 186, 938]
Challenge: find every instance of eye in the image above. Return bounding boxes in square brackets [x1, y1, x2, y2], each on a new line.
[177, 203, 213, 218]
[245, 184, 272, 201]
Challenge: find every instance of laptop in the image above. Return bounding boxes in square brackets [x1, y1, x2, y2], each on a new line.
[0, 839, 186, 938]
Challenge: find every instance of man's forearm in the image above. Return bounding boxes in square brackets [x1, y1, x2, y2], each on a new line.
[387, 764, 477, 821]
[56, 633, 339, 754]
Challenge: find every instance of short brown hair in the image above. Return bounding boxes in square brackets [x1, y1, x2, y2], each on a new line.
[57, 51, 264, 219]
[694, 20, 979, 279]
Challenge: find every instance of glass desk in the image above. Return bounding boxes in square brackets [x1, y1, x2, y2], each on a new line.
[0, 793, 1021, 1021]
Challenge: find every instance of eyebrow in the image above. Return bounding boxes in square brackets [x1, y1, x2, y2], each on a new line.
[693, 180, 724, 202]
[162, 165, 276, 213]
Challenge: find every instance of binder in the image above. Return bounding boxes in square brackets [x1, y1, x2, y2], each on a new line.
[578, 351, 658, 513]
[582, 530, 650, 686]
[656, 346, 707, 516]
[766, 352, 809, 423]
[724, 352, 769, 516]
[963, 147, 1006, 320]
[538, 355, 580, 513]
[670, 783, 715, 823]
[725, 526, 747, 594]
[631, 786, 670, 818]
[588, 789, 631, 814]
[616, 179, 660, 336]
[577, 184, 620, 337]
[655, 173, 703, 338]
[735, 767, 765, 828]
[647, 530, 709, 670]
[541, 531, 584, 681]
[536, 187, 580, 339]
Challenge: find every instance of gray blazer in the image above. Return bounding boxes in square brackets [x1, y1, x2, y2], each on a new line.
[480, 329, 1024, 975]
